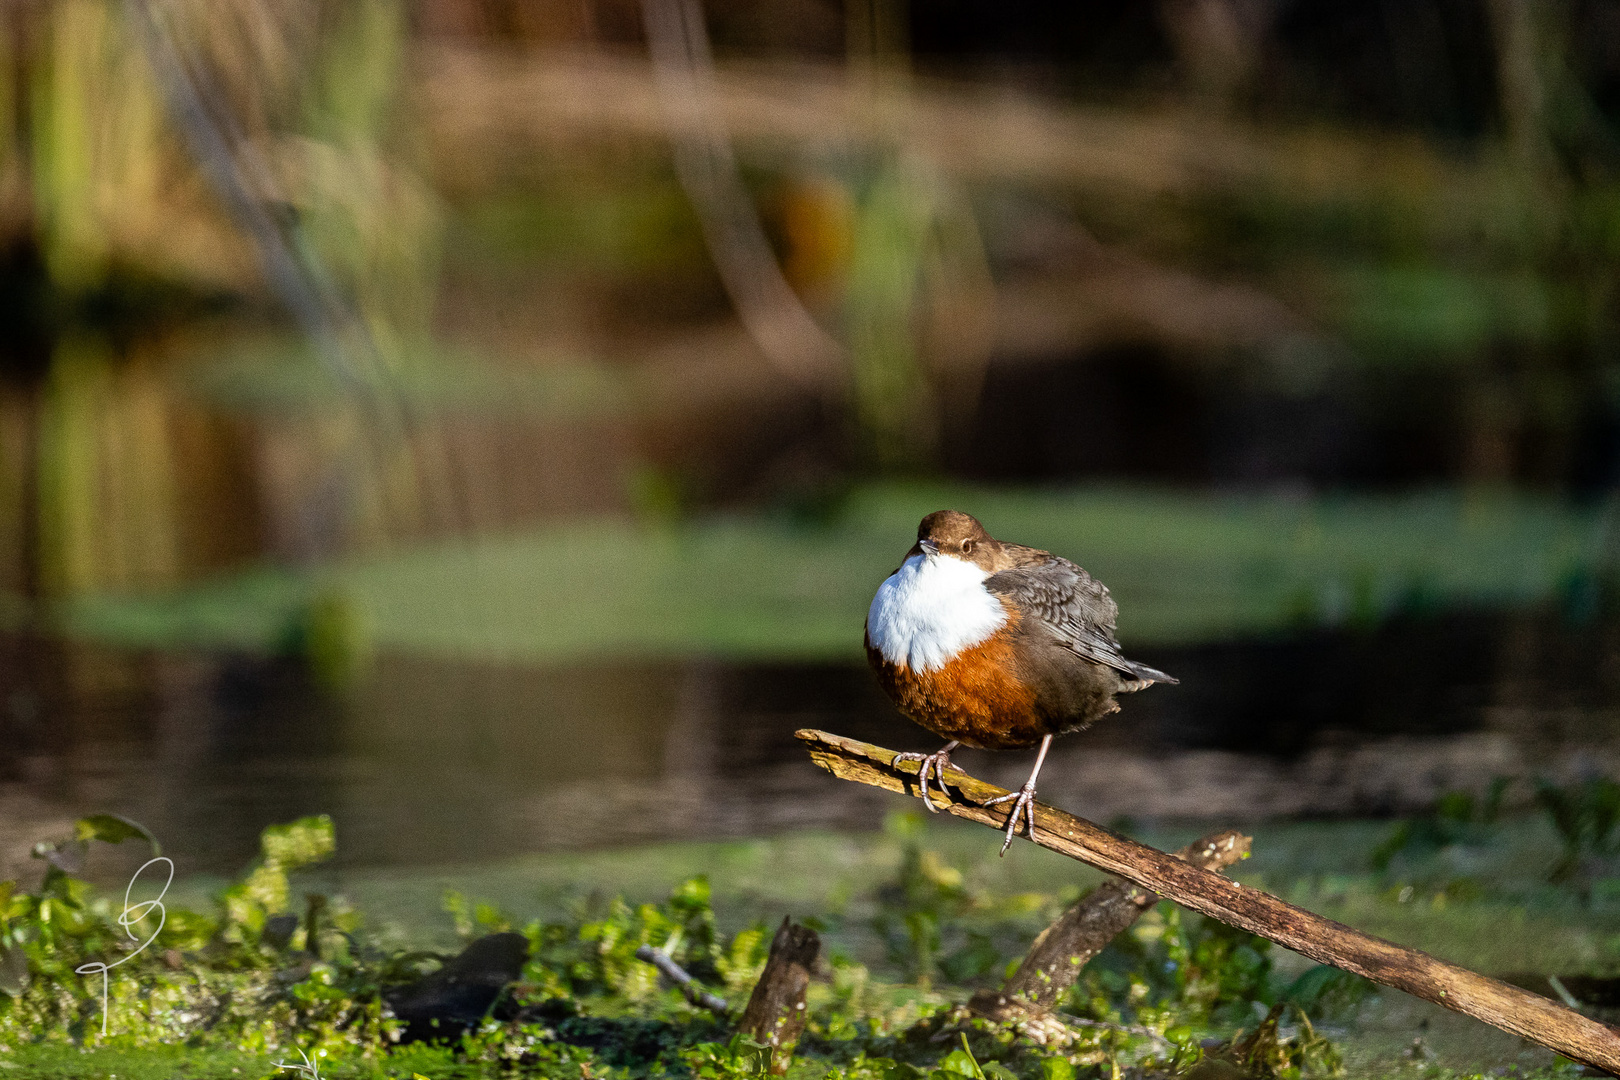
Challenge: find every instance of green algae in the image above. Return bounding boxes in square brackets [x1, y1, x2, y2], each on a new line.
[0, 807, 1605, 1080]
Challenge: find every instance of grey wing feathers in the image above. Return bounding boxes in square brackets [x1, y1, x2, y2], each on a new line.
[985, 555, 1178, 685]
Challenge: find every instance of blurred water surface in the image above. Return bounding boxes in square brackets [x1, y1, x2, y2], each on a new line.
[5, 611, 1619, 881]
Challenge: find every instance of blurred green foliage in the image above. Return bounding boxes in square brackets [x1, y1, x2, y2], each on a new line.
[1371, 781, 1509, 879]
[846, 160, 940, 470]
[872, 812, 985, 986]
[1535, 776, 1620, 897]
[57, 483, 1608, 662]
[278, 588, 375, 691]
[1352, 773, 1620, 923]
[219, 814, 339, 941]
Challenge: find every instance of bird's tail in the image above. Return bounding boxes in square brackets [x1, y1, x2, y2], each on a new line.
[1122, 658, 1178, 686]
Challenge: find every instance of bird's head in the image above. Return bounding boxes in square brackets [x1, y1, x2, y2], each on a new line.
[916, 510, 993, 562]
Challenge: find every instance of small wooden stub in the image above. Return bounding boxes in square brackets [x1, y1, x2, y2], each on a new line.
[796, 727, 1620, 1073]
[739, 918, 821, 1074]
[971, 828, 1250, 1022]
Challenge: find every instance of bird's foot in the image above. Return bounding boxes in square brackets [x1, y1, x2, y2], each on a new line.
[984, 782, 1038, 855]
[892, 748, 958, 812]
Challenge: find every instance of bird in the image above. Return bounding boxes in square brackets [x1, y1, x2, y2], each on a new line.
[864, 510, 1176, 853]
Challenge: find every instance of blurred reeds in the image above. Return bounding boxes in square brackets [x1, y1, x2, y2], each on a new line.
[0, 0, 1618, 658]
[0, 0, 443, 609]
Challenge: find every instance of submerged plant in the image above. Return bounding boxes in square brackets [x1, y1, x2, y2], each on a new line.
[1370, 780, 1507, 895]
[1535, 775, 1620, 896]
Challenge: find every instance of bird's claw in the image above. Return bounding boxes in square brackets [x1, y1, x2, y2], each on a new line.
[893, 750, 957, 812]
[984, 782, 1038, 855]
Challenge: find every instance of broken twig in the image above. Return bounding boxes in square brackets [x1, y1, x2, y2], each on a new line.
[797, 728, 1620, 1072]
[970, 828, 1250, 1022]
[635, 945, 730, 1015]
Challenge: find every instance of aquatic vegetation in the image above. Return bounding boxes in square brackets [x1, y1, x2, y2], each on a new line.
[1535, 776, 1620, 898]
[1370, 781, 1508, 881]
[1365, 775, 1620, 913]
[60, 484, 1606, 663]
[0, 812, 1597, 1079]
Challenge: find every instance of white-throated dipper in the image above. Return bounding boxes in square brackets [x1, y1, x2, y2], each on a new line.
[865, 510, 1176, 852]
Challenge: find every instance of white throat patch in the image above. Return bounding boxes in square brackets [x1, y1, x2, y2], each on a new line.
[867, 553, 1008, 673]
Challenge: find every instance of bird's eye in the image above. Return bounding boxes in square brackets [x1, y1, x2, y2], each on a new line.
[961, 540, 974, 554]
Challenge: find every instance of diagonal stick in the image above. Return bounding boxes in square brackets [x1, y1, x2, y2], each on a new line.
[796, 728, 1620, 1072]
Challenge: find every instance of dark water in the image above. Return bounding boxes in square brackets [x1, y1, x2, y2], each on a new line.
[4, 613, 1619, 880]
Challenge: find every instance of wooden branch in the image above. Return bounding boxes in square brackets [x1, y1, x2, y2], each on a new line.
[970, 828, 1250, 1022]
[634, 946, 730, 1015]
[797, 728, 1620, 1072]
[739, 918, 820, 1074]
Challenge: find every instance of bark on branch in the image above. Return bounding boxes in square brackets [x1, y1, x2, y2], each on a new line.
[796, 728, 1620, 1073]
[969, 828, 1250, 1023]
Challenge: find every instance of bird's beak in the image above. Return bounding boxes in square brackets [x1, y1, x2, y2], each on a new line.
[919, 538, 939, 556]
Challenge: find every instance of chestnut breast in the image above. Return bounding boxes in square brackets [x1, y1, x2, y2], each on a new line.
[866, 617, 1054, 750]
[864, 551, 1045, 750]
